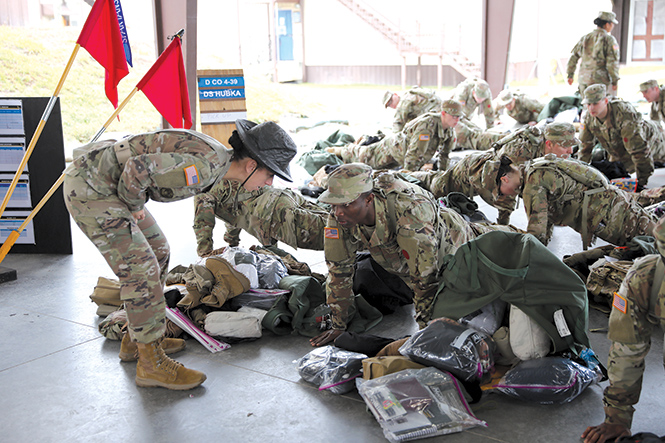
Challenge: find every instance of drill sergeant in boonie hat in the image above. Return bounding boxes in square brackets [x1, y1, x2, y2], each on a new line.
[582, 215, 665, 443]
[194, 119, 330, 256]
[579, 84, 659, 189]
[567, 11, 620, 98]
[639, 79, 665, 123]
[330, 98, 463, 171]
[310, 163, 475, 347]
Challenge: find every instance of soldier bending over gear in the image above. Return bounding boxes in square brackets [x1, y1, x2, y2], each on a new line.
[64, 119, 297, 390]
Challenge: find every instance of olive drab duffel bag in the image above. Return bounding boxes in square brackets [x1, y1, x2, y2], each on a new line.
[431, 231, 590, 355]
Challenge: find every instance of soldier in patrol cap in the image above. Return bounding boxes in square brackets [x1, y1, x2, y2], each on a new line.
[383, 87, 444, 132]
[582, 217, 665, 443]
[328, 99, 463, 171]
[64, 119, 297, 390]
[409, 122, 581, 225]
[579, 84, 664, 190]
[493, 89, 544, 126]
[309, 163, 474, 346]
[640, 79, 665, 124]
[567, 11, 620, 97]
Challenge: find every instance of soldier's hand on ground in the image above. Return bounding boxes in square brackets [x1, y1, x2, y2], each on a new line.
[420, 163, 434, 171]
[581, 423, 630, 443]
[132, 209, 146, 221]
[309, 329, 343, 347]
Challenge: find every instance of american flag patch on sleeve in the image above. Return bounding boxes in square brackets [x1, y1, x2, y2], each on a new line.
[184, 165, 200, 186]
[419, 134, 430, 141]
[324, 227, 339, 239]
[612, 292, 627, 314]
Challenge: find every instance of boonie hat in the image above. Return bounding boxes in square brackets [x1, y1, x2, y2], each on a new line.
[441, 99, 464, 117]
[235, 119, 297, 182]
[473, 80, 491, 101]
[495, 90, 514, 107]
[582, 84, 607, 104]
[318, 163, 373, 205]
[544, 122, 579, 147]
[597, 11, 618, 24]
[640, 79, 658, 92]
[383, 90, 394, 108]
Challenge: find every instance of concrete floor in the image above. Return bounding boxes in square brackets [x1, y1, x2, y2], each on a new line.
[2, 140, 665, 443]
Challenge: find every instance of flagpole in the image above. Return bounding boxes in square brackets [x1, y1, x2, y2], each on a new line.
[0, 44, 81, 220]
[0, 87, 139, 264]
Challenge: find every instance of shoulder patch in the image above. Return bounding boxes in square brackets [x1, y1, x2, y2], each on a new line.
[612, 292, 627, 314]
[184, 164, 200, 186]
[324, 227, 340, 239]
[419, 134, 430, 141]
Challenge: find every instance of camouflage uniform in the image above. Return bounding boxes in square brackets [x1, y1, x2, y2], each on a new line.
[505, 93, 544, 125]
[392, 88, 443, 132]
[63, 130, 232, 343]
[566, 28, 620, 97]
[454, 118, 505, 151]
[603, 253, 665, 428]
[649, 85, 665, 123]
[579, 95, 656, 188]
[340, 111, 455, 171]
[522, 155, 655, 247]
[494, 125, 546, 164]
[319, 165, 474, 329]
[452, 78, 495, 128]
[193, 180, 329, 255]
[408, 151, 515, 224]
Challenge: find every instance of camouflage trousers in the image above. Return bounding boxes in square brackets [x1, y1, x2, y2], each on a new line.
[64, 173, 169, 343]
[590, 188, 656, 247]
[339, 135, 404, 169]
[644, 120, 665, 163]
[454, 117, 504, 151]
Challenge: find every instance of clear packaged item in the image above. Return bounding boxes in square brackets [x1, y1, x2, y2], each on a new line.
[357, 367, 486, 442]
[494, 356, 599, 404]
[399, 319, 495, 383]
[296, 346, 367, 394]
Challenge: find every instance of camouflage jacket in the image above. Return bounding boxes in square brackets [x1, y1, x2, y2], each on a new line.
[650, 86, 665, 123]
[566, 28, 620, 86]
[393, 111, 456, 171]
[507, 94, 545, 124]
[579, 98, 654, 187]
[452, 79, 495, 128]
[522, 160, 652, 246]
[324, 173, 473, 329]
[410, 151, 514, 212]
[393, 88, 443, 132]
[494, 126, 545, 164]
[193, 180, 329, 255]
[604, 254, 665, 427]
[65, 129, 232, 212]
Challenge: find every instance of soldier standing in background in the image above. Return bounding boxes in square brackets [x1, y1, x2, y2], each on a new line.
[567, 11, 620, 98]
[328, 100, 463, 171]
[64, 119, 297, 390]
[579, 84, 661, 190]
[582, 217, 665, 443]
[384, 87, 443, 133]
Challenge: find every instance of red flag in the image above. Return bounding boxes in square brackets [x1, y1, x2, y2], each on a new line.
[76, 0, 129, 108]
[137, 37, 192, 129]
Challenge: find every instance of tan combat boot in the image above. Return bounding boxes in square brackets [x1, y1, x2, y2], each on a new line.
[135, 341, 206, 390]
[119, 332, 186, 362]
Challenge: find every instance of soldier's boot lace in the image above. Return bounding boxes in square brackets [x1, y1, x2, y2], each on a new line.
[119, 332, 186, 362]
[135, 341, 206, 390]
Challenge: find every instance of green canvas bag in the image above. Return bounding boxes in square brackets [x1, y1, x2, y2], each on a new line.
[431, 231, 590, 355]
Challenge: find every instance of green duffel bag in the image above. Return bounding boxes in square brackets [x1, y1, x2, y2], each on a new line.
[431, 231, 590, 355]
